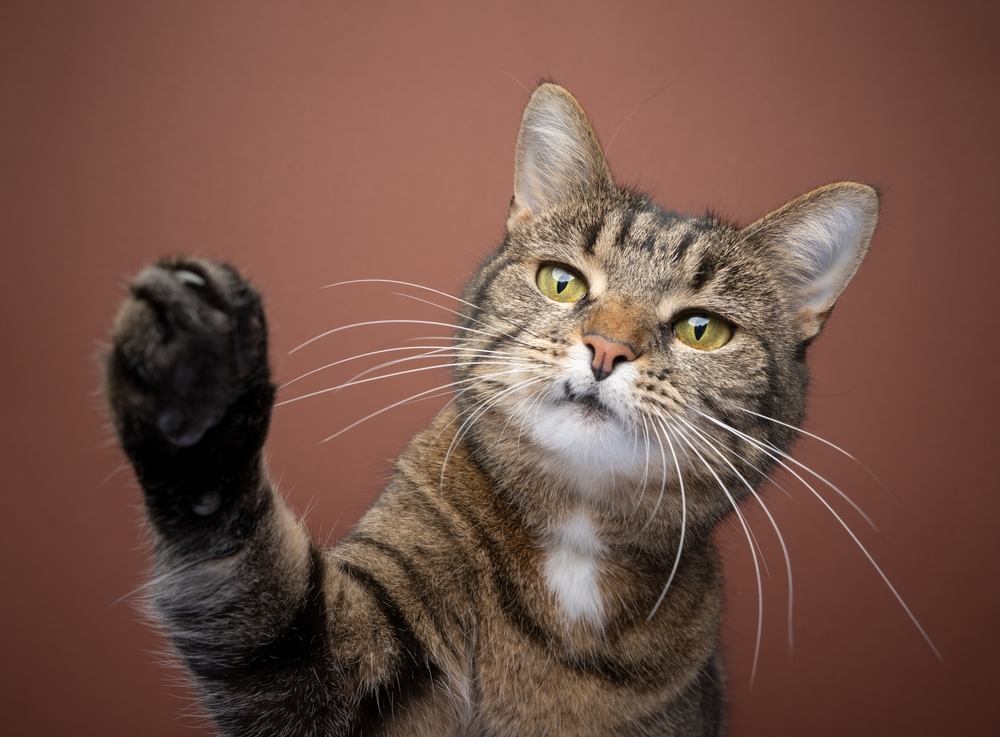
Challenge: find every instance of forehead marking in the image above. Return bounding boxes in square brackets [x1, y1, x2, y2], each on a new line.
[581, 213, 606, 254]
[613, 208, 637, 250]
[671, 228, 698, 263]
[638, 228, 658, 251]
[690, 248, 721, 292]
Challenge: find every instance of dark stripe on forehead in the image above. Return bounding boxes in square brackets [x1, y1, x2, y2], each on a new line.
[690, 252, 720, 291]
[582, 213, 605, 253]
[638, 228, 658, 251]
[614, 207, 637, 249]
[671, 229, 697, 263]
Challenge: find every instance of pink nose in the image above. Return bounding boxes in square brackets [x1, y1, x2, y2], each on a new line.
[582, 333, 638, 381]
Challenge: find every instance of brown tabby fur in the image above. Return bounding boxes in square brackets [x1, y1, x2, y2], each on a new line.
[104, 83, 877, 736]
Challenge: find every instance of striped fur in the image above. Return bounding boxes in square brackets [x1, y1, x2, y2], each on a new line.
[104, 83, 876, 735]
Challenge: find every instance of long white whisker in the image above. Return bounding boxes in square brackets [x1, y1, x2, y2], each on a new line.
[631, 413, 652, 515]
[701, 410, 876, 530]
[671, 420, 771, 578]
[289, 319, 531, 355]
[737, 405, 885, 486]
[640, 414, 668, 531]
[322, 278, 480, 310]
[516, 381, 552, 459]
[321, 277, 544, 341]
[645, 416, 687, 622]
[339, 348, 545, 389]
[440, 377, 544, 489]
[695, 409, 940, 659]
[391, 292, 544, 342]
[400, 334, 559, 360]
[320, 368, 531, 442]
[279, 344, 536, 390]
[498, 381, 547, 448]
[276, 360, 534, 408]
[671, 418, 765, 685]
[433, 373, 537, 447]
[678, 415, 795, 651]
[738, 406, 857, 462]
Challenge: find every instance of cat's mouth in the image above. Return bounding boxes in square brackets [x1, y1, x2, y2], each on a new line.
[559, 381, 613, 419]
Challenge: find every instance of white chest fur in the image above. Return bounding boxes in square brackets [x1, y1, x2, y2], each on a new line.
[543, 512, 605, 626]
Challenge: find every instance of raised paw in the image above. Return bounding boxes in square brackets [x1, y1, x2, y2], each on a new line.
[106, 258, 273, 458]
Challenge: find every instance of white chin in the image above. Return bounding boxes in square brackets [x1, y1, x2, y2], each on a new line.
[521, 399, 651, 496]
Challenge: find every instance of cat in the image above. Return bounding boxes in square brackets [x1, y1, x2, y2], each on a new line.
[104, 82, 878, 736]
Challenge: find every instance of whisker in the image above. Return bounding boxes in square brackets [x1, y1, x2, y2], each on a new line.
[693, 409, 940, 658]
[440, 377, 544, 489]
[276, 360, 535, 408]
[631, 413, 652, 515]
[434, 375, 539, 447]
[701, 410, 876, 530]
[337, 348, 546, 389]
[678, 415, 795, 650]
[670, 417, 765, 685]
[645, 415, 687, 623]
[639, 414, 667, 531]
[497, 382, 547, 449]
[736, 405, 885, 485]
[320, 367, 532, 442]
[670, 420, 771, 579]
[322, 277, 480, 310]
[279, 344, 533, 390]
[516, 381, 553, 459]
[400, 334, 557, 359]
[391, 291, 545, 341]
[431, 372, 540, 448]
[289, 319, 535, 355]
[322, 276, 545, 342]
[607, 73, 684, 148]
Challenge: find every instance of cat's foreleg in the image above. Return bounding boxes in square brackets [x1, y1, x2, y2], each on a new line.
[104, 259, 351, 734]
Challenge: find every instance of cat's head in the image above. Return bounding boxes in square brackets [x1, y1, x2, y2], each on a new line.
[457, 83, 877, 519]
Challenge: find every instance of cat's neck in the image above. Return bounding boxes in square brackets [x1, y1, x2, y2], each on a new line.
[398, 405, 721, 636]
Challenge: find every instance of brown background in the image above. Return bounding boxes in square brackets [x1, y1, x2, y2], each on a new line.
[2, 1, 998, 735]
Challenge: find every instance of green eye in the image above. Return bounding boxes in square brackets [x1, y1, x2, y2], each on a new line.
[536, 264, 588, 303]
[672, 314, 733, 351]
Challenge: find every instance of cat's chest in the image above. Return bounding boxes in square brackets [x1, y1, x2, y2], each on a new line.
[541, 512, 606, 627]
[466, 612, 675, 737]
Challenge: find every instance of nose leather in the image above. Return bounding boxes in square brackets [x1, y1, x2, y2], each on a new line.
[582, 332, 638, 381]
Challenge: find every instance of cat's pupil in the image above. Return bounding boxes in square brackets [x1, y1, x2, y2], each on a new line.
[691, 317, 709, 341]
[553, 268, 572, 293]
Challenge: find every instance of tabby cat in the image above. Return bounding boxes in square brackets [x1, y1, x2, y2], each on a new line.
[105, 83, 880, 736]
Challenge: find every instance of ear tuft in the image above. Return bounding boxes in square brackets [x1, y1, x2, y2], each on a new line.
[745, 182, 879, 339]
[509, 84, 612, 227]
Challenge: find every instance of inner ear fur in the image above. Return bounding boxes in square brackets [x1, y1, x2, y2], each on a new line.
[743, 182, 879, 340]
[508, 83, 613, 228]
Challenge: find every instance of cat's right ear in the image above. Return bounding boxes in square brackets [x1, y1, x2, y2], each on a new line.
[508, 83, 613, 229]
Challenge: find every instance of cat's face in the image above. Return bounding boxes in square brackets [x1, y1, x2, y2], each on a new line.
[457, 84, 877, 515]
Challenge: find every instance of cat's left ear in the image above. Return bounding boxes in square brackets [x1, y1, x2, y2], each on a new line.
[744, 182, 879, 340]
[508, 83, 613, 228]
